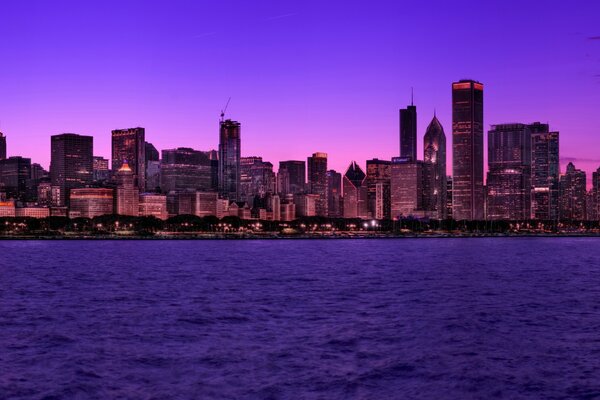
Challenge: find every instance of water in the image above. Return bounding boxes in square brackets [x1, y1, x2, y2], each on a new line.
[2, 238, 600, 399]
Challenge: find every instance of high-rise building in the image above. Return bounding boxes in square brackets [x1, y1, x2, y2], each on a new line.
[422, 115, 447, 219]
[559, 162, 586, 220]
[218, 119, 241, 201]
[446, 176, 453, 219]
[69, 188, 113, 218]
[0, 131, 6, 160]
[160, 148, 213, 193]
[144, 141, 160, 192]
[307, 152, 328, 216]
[530, 123, 560, 220]
[93, 156, 110, 182]
[486, 123, 531, 220]
[399, 102, 417, 160]
[343, 162, 368, 219]
[390, 157, 424, 219]
[112, 127, 145, 191]
[366, 159, 391, 220]
[115, 162, 139, 216]
[327, 170, 343, 218]
[50, 133, 93, 206]
[592, 168, 600, 221]
[145, 142, 159, 162]
[452, 79, 484, 220]
[0, 156, 31, 201]
[277, 160, 306, 195]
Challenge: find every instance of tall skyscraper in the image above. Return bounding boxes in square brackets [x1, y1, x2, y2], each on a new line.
[116, 161, 139, 216]
[326, 170, 343, 218]
[530, 122, 560, 220]
[559, 162, 586, 220]
[277, 160, 306, 195]
[160, 148, 213, 193]
[0, 131, 6, 160]
[0, 156, 31, 201]
[50, 133, 93, 206]
[486, 123, 532, 220]
[343, 161, 368, 219]
[218, 119, 241, 201]
[307, 152, 328, 216]
[112, 127, 146, 191]
[452, 79, 484, 220]
[399, 101, 417, 160]
[423, 115, 447, 219]
[366, 159, 391, 220]
[593, 168, 600, 221]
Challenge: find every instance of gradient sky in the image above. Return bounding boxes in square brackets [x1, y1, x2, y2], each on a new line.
[1, 1, 599, 183]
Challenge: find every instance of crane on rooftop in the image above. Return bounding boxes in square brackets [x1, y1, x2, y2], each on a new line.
[220, 97, 231, 122]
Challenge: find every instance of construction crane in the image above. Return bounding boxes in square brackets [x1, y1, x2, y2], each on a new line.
[220, 97, 231, 122]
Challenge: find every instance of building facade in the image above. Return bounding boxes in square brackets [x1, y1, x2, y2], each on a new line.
[343, 161, 368, 219]
[160, 147, 213, 193]
[218, 119, 241, 201]
[50, 133, 93, 206]
[399, 103, 417, 161]
[307, 152, 328, 217]
[366, 159, 391, 220]
[112, 127, 145, 191]
[390, 157, 424, 219]
[530, 123, 560, 220]
[559, 162, 586, 220]
[423, 115, 447, 219]
[115, 162, 139, 216]
[69, 188, 113, 218]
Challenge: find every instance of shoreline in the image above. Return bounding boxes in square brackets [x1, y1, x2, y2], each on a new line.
[2, 232, 600, 240]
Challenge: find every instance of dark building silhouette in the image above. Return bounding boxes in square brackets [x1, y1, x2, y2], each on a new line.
[343, 161, 368, 219]
[0, 156, 31, 201]
[93, 156, 110, 182]
[160, 148, 213, 193]
[452, 79, 484, 220]
[366, 159, 391, 219]
[327, 169, 342, 218]
[423, 115, 447, 219]
[145, 142, 159, 162]
[530, 122, 560, 220]
[0, 132, 6, 160]
[486, 123, 531, 220]
[592, 168, 600, 221]
[559, 162, 586, 220]
[50, 133, 93, 206]
[278, 160, 306, 195]
[112, 127, 145, 191]
[218, 119, 241, 201]
[307, 152, 328, 216]
[399, 102, 417, 160]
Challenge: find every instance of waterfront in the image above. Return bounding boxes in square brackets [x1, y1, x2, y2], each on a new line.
[2, 239, 600, 399]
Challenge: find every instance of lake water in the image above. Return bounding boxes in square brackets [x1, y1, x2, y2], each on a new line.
[2, 238, 600, 399]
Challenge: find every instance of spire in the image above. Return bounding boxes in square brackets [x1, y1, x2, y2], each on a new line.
[411, 87, 414, 106]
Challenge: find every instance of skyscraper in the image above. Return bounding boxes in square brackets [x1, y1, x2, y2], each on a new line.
[366, 159, 391, 219]
[452, 79, 484, 220]
[0, 132, 6, 160]
[116, 161, 139, 216]
[218, 119, 241, 201]
[307, 152, 328, 216]
[0, 156, 31, 201]
[399, 102, 417, 160]
[423, 115, 447, 219]
[277, 160, 306, 195]
[50, 133, 93, 206]
[559, 162, 586, 220]
[593, 167, 600, 221]
[343, 161, 368, 219]
[530, 122, 560, 220]
[112, 127, 146, 191]
[486, 123, 531, 220]
[326, 170, 343, 218]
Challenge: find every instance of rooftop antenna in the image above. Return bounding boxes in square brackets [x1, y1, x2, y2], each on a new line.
[411, 87, 414, 106]
[220, 97, 231, 122]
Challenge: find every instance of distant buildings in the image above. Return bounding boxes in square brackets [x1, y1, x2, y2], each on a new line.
[452, 79, 484, 220]
[0, 156, 31, 201]
[559, 162, 586, 220]
[112, 127, 145, 191]
[343, 161, 368, 219]
[391, 157, 424, 218]
[327, 170, 343, 218]
[277, 160, 305, 195]
[307, 152, 328, 217]
[93, 156, 110, 182]
[422, 115, 447, 219]
[50, 133, 93, 206]
[239, 156, 275, 206]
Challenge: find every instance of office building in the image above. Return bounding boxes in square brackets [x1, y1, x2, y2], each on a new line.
[327, 170, 343, 218]
[278, 160, 306, 195]
[559, 162, 586, 220]
[69, 188, 113, 218]
[307, 152, 328, 216]
[530, 123, 560, 220]
[390, 157, 424, 218]
[423, 115, 447, 219]
[112, 127, 145, 191]
[115, 162, 139, 216]
[139, 193, 168, 220]
[218, 119, 241, 201]
[399, 101, 417, 160]
[366, 159, 391, 220]
[50, 133, 93, 206]
[160, 147, 212, 193]
[343, 161, 368, 219]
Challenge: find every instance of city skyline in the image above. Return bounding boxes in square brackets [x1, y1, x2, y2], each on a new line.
[0, 1, 599, 181]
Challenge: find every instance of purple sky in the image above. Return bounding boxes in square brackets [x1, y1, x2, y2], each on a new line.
[1, 1, 599, 183]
